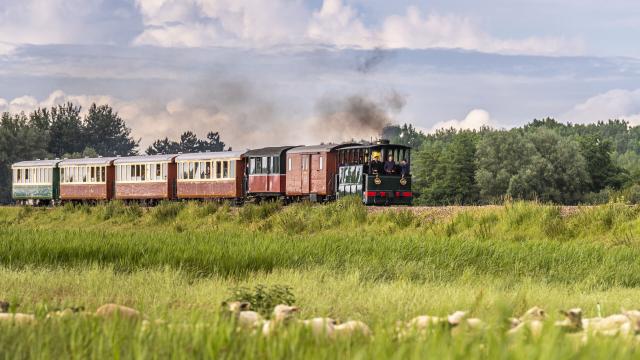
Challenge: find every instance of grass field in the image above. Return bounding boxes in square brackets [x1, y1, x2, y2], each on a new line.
[2, 199, 640, 359]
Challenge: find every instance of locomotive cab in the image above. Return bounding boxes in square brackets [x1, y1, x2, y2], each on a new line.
[336, 141, 412, 205]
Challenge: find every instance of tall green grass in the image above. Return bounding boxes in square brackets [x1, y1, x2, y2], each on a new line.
[2, 200, 640, 358]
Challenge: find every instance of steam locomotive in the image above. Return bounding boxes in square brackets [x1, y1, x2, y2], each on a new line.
[11, 140, 411, 206]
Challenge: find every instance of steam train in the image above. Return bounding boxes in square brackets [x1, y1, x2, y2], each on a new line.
[11, 140, 412, 206]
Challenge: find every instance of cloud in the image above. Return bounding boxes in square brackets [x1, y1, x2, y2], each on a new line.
[429, 109, 494, 132]
[562, 89, 640, 125]
[0, 0, 141, 46]
[132, 0, 582, 55]
[0, 42, 16, 56]
[133, 0, 309, 47]
[380, 7, 584, 56]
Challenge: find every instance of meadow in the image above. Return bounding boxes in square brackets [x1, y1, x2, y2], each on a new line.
[1, 199, 640, 359]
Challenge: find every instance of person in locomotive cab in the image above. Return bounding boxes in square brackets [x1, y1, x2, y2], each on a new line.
[384, 155, 396, 175]
[370, 153, 383, 174]
[400, 159, 409, 177]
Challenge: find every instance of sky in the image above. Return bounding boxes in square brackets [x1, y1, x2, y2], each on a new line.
[1, 0, 640, 149]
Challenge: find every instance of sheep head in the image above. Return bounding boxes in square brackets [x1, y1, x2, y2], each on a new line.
[559, 308, 583, 327]
[520, 306, 546, 321]
[272, 304, 300, 322]
[447, 311, 468, 326]
[223, 301, 251, 313]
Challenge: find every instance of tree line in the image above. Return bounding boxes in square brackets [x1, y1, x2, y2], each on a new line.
[384, 119, 640, 205]
[3, 101, 640, 205]
[0, 103, 226, 202]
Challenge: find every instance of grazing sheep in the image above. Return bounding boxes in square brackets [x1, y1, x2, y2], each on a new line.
[447, 311, 485, 336]
[0, 313, 36, 324]
[397, 311, 483, 339]
[221, 301, 264, 330]
[262, 304, 300, 336]
[0, 301, 36, 325]
[222, 301, 251, 313]
[332, 320, 372, 339]
[46, 306, 89, 319]
[507, 306, 546, 338]
[555, 308, 584, 332]
[95, 303, 142, 320]
[301, 317, 337, 338]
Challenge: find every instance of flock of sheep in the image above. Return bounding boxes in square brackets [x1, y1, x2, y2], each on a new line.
[3, 299, 640, 344]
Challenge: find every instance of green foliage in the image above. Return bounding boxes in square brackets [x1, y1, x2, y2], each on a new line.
[151, 201, 185, 223]
[146, 131, 227, 155]
[414, 131, 479, 205]
[97, 200, 143, 221]
[83, 103, 138, 156]
[226, 284, 295, 317]
[239, 201, 283, 223]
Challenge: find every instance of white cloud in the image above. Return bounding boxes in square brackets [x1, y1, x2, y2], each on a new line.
[0, 42, 16, 56]
[429, 109, 494, 132]
[562, 89, 640, 125]
[133, 0, 309, 47]
[132, 0, 583, 55]
[0, 0, 139, 46]
[307, 0, 376, 48]
[380, 7, 583, 56]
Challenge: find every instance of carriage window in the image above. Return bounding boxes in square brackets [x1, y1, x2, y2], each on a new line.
[273, 156, 279, 173]
[205, 162, 211, 179]
[216, 161, 222, 178]
[249, 158, 256, 175]
[288, 157, 292, 171]
[162, 163, 167, 180]
[319, 156, 323, 170]
[156, 164, 161, 178]
[230, 160, 235, 178]
[90, 167, 96, 182]
[16, 169, 21, 183]
[223, 161, 229, 178]
[25, 168, 29, 182]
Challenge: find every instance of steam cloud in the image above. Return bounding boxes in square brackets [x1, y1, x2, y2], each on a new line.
[311, 92, 406, 142]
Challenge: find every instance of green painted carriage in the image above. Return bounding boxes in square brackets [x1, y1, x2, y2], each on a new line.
[11, 159, 61, 205]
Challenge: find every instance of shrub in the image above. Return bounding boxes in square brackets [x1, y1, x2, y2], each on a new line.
[151, 201, 184, 223]
[225, 284, 295, 317]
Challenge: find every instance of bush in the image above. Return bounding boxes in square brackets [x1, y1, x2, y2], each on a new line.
[225, 284, 295, 317]
[238, 201, 282, 223]
[151, 201, 184, 223]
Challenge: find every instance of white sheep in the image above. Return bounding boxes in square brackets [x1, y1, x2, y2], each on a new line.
[300, 317, 337, 338]
[222, 301, 264, 331]
[262, 304, 299, 336]
[0, 301, 36, 324]
[507, 306, 546, 338]
[332, 320, 372, 339]
[95, 303, 142, 320]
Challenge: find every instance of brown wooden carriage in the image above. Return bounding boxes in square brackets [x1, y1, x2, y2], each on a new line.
[285, 143, 358, 201]
[245, 146, 296, 199]
[114, 154, 177, 201]
[59, 157, 117, 201]
[175, 151, 245, 199]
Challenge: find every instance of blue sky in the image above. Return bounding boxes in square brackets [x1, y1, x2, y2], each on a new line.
[1, 0, 639, 148]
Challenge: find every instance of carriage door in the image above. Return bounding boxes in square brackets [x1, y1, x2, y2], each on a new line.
[301, 154, 311, 194]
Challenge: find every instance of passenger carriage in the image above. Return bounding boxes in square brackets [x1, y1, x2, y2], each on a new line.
[59, 157, 117, 202]
[244, 146, 296, 200]
[336, 140, 412, 205]
[285, 143, 358, 201]
[175, 151, 245, 200]
[114, 154, 177, 202]
[11, 159, 61, 205]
